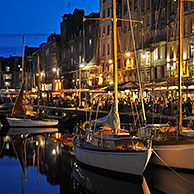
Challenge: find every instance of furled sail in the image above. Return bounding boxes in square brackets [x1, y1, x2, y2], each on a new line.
[91, 100, 120, 132]
[12, 82, 25, 116]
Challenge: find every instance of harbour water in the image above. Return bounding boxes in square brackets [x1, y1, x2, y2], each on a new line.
[0, 128, 194, 194]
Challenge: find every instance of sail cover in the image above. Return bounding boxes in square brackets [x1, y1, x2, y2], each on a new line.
[12, 82, 25, 116]
[91, 100, 121, 132]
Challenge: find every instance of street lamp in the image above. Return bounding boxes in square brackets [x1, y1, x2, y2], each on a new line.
[125, 52, 130, 57]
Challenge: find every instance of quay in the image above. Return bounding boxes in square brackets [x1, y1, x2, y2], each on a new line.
[35, 105, 177, 126]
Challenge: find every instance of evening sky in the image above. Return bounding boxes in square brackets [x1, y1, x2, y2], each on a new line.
[0, 0, 99, 57]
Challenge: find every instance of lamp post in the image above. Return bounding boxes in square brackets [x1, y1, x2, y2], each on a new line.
[79, 64, 84, 107]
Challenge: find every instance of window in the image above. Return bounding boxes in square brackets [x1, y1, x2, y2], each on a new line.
[153, 47, 158, 60]
[102, 44, 105, 56]
[79, 56, 82, 63]
[124, 4, 127, 15]
[89, 39, 92, 47]
[134, 0, 137, 10]
[184, 2, 189, 11]
[89, 25, 92, 33]
[5, 82, 10, 87]
[189, 44, 194, 58]
[5, 66, 10, 72]
[103, 10, 105, 18]
[102, 26, 106, 37]
[147, 0, 150, 10]
[142, 0, 145, 11]
[142, 53, 146, 65]
[70, 58, 73, 66]
[79, 42, 82, 52]
[161, 8, 165, 22]
[146, 51, 151, 64]
[107, 8, 110, 17]
[160, 45, 165, 59]
[107, 24, 110, 35]
[147, 15, 150, 26]
[71, 45, 74, 53]
[170, 1, 176, 15]
[155, 11, 158, 23]
[46, 48, 49, 56]
[170, 46, 174, 59]
[4, 74, 12, 79]
[107, 43, 110, 55]
[192, 18, 194, 33]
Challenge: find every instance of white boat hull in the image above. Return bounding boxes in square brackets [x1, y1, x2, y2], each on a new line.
[73, 141, 152, 176]
[151, 144, 194, 170]
[7, 127, 58, 136]
[6, 117, 59, 127]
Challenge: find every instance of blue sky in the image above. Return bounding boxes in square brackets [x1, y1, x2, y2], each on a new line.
[0, 0, 99, 57]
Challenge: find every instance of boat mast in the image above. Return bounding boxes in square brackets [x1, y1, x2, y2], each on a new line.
[22, 36, 25, 84]
[113, 0, 118, 102]
[178, 0, 183, 130]
[37, 55, 41, 114]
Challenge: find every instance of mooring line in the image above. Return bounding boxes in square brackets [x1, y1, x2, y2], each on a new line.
[152, 149, 194, 187]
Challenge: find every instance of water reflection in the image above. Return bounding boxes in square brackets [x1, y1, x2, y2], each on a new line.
[0, 127, 194, 194]
[145, 164, 194, 194]
[73, 162, 150, 194]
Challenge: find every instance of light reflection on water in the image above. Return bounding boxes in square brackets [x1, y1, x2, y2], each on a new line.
[0, 128, 194, 194]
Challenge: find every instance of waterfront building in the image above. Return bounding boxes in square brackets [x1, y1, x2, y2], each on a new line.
[0, 56, 22, 90]
[32, 33, 61, 92]
[59, 9, 100, 89]
[98, 0, 194, 99]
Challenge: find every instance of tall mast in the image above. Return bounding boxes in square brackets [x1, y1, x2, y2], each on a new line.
[22, 36, 25, 84]
[178, 0, 183, 130]
[37, 55, 41, 114]
[113, 0, 118, 101]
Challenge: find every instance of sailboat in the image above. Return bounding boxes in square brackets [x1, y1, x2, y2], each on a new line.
[0, 82, 59, 127]
[147, 0, 194, 170]
[73, 0, 152, 177]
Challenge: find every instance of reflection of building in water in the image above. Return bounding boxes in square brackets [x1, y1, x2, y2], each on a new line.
[0, 133, 77, 193]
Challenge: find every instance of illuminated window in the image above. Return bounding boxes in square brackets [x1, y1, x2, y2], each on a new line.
[160, 45, 165, 59]
[4, 74, 12, 79]
[153, 48, 158, 60]
[5, 82, 10, 87]
[146, 51, 151, 64]
[5, 66, 10, 72]
[89, 39, 92, 47]
[189, 44, 194, 58]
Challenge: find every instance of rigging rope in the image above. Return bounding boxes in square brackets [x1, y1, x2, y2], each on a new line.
[126, 0, 146, 125]
[152, 149, 194, 187]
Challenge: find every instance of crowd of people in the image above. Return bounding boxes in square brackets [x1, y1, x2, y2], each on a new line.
[2, 92, 192, 117]
[48, 94, 193, 117]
